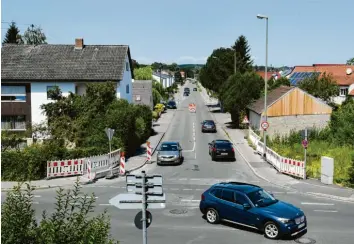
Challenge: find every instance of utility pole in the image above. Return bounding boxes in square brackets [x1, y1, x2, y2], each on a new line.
[303, 129, 308, 180]
[142, 171, 147, 244]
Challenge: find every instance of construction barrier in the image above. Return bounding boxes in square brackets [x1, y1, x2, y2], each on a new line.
[248, 128, 305, 179]
[47, 148, 121, 180]
[119, 152, 126, 175]
[147, 141, 152, 162]
[47, 159, 85, 179]
[189, 103, 196, 113]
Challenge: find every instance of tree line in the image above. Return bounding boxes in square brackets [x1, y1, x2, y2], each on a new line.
[2, 22, 47, 45]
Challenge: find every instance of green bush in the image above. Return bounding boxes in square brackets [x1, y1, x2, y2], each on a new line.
[152, 110, 159, 121]
[1, 180, 118, 244]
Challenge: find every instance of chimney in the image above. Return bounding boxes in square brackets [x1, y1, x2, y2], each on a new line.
[75, 38, 84, 49]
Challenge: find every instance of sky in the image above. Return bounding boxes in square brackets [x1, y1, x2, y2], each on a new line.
[1, 0, 354, 66]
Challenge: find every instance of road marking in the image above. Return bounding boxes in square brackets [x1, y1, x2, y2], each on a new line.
[13, 194, 41, 198]
[196, 189, 204, 191]
[271, 192, 285, 194]
[72, 196, 98, 199]
[313, 210, 338, 213]
[301, 202, 334, 206]
[183, 141, 196, 152]
[286, 192, 298, 194]
[190, 179, 200, 181]
[99, 203, 112, 206]
[179, 178, 187, 181]
[183, 189, 193, 191]
[181, 199, 200, 202]
[170, 188, 179, 191]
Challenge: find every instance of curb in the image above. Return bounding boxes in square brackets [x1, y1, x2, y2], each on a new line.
[220, 127, 354, 204]
[1, 180, 91, 192]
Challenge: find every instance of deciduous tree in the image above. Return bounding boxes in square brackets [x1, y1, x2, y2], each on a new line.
[134, 66, 153, 80]
[346, 57, 354, 65]
[297, 72, 338, 102]
[22, 24, 47, 45]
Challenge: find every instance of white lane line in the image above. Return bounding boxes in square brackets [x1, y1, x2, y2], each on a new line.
[183, 189, 193, 191]
[190, 179, 200, 181]
[179, 178, 187, 181]
[99, 203, 112, 206]
[314, 210, 338, 213]
[170, 188, 179, 191]
[286, 192, 298, 194]
[72, 196, 98, 199]
[183, 141, 196, 152]
[196, 189, 204, 191]
[301, 202, 335, 206]
[13, 194, 41, 198]
[271, 192, 285, 194]
[181, 199, 200, 202]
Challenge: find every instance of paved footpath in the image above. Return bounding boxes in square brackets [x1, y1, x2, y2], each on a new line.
[198, 81, 354, 203]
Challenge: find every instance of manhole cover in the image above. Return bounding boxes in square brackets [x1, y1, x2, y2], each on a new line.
[169, 209, 188, 215]
[294, 237, 316, 244]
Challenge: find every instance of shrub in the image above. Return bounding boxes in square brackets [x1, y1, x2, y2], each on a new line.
[1, 180, 119, 244]
[152, 110, 160, 121]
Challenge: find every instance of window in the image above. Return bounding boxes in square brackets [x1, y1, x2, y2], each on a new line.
[235, 192, 250, 205]
[210, 188, 222, 199]
[247, 189, 277, 207]
[1, 86, 26, 102]
[126, 84, 130, 94]
[1, 115, 26, 130]
[221, 190, 235, 202]
[47, 86, 58, 100]
[136, 95, 141, 101]
[340, 87, 348, 96]
[126, 62, 129, 71]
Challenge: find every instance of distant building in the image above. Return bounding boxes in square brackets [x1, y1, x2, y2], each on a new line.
[247, 86, 333, 138]
[1, 38, 134, 130]
[287, 64, 354, 105]
[152, 72, 174, 88]
[132, 80, 153, 110]
[256, 71, 282, 80]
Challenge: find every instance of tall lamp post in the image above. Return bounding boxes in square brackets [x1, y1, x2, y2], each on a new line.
[257, 14, 269, 159]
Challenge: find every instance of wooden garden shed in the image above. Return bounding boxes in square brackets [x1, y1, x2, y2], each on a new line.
[247, 86, 333, 137]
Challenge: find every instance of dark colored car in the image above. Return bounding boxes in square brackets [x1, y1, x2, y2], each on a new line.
[166, 100, 177, 109]
[193, 88, 197, 91]
[201, 120, 216, 133]
[184, 88, 190, 93]
[184, 92, 189, 96]
[199, 182, 307, 239]
[208, 140, 235, 161]
[156, 141, 183, 165]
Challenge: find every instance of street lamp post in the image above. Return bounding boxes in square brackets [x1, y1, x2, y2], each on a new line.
[257, 14, 269, 159]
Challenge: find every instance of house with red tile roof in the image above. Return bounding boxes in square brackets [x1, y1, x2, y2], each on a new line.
[287, 64, 354, 105]
[256, 71, 281, 80]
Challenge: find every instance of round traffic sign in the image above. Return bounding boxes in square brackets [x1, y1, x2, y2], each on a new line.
[134, 210, 152, 230]
[261, 121, 269, 130]
[302, 139, 308, 148]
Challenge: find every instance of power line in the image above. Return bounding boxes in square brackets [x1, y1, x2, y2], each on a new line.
[1, 21, 33, 26]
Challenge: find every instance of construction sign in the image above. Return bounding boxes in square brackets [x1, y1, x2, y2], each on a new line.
[189, 103, 196, 113]
[242, 116, 249, 124]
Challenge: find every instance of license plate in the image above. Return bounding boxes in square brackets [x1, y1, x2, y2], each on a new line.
[221, 153, 228, 155]
[298, 223, 305, 229]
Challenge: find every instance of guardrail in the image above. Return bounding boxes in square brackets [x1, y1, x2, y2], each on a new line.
[249, 128, 305, 179]
[47, 148, 121, 180]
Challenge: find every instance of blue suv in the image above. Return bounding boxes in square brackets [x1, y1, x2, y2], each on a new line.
[199, 182, 307, 239]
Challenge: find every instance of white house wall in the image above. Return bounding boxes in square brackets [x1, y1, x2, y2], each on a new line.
[31, 82, 75, 125]
[117, 55, 133, 103]
[249, 110, 261, 131]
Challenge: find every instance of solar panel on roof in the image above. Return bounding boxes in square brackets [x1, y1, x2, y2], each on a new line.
[291, 72, 299, 78]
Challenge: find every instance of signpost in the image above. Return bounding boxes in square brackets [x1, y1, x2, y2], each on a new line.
[261, 121, 269, 130]
[105, 128, 115, 179]
[303, 128, 308, 179]
[242, 116, 249, 124]
[109, 171, 165, 244]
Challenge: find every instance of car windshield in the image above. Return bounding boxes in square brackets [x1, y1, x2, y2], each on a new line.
[160, 144, 179, 151]
[247, 189, 278, 207]
[204, 121, 215, 125]
[215, 142, 232, 149]
[168, 101, 176, 105]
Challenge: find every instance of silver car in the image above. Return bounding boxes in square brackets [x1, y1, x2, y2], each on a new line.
[157, 142, 183, 165]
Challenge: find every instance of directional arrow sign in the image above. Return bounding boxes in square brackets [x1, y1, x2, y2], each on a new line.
[126, 174, 163, 185]
[127, 184, 163, 195]
[105, 128, 115, 141]
[109, 193, 166, 210]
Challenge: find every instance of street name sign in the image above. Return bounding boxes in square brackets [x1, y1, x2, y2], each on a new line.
[126, 174, 163, 185]
[109, 193, 166, 210]
[127, 183, 163, 195]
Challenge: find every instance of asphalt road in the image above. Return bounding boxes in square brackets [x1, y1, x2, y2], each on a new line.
[2, 82, 354, 244]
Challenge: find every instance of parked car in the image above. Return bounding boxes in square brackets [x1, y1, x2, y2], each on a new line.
[156, 141, 183, 165]
[193, 88, 197, 91]
[201, 120, 216, 133]
[208, 139, 235, 161]
[200, 182, 307, 239]
[184, 91, 189, 96]
[166, 100, 177, 109]
[184, 87, 190, 93]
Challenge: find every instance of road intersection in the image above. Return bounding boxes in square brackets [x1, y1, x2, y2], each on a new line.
[2, 81, 354, 244]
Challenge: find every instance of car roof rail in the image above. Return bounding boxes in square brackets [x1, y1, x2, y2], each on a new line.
[220, 181, 260, 188]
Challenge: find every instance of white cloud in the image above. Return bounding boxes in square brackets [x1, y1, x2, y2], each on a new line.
[177, 56, 207, 64]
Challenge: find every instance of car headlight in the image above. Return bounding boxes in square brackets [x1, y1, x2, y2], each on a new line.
[277, 217, 292, 224]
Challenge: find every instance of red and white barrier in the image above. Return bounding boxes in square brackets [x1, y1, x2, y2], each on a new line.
[248, 128, 306, 179]
[47, 159, 84, 179]
[86, 159, 96, 180]
[119, 152, 126, 175]
[189, 103, 196, 113]
[147, 141, 152, 162]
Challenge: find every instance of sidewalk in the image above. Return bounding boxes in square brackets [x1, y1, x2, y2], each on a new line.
[1, 106, 176, 192]
[199, 84, 354, 202]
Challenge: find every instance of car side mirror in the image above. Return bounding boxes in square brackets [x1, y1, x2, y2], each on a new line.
[243, 203, 251, 210]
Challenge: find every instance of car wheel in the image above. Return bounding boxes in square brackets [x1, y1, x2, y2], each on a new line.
[205, 208, 220, 224]
[264, 221, 280, 239]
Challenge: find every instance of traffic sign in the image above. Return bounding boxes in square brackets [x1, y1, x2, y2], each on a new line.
[302, 139, 308, 148]
[109, 193, 166, 210]
[126, 174, 163, 185]
[127, 184, 163, 195]
[242, 116, 249, 124]
[105, 128, 115, 141]
[261, 121, 269, 130]
[134, 210, 152, 230]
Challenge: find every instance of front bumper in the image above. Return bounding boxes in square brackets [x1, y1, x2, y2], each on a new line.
[202, 127, 216, 132]
[278, 220, 307, 237]
[157, 157, 180, 165]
